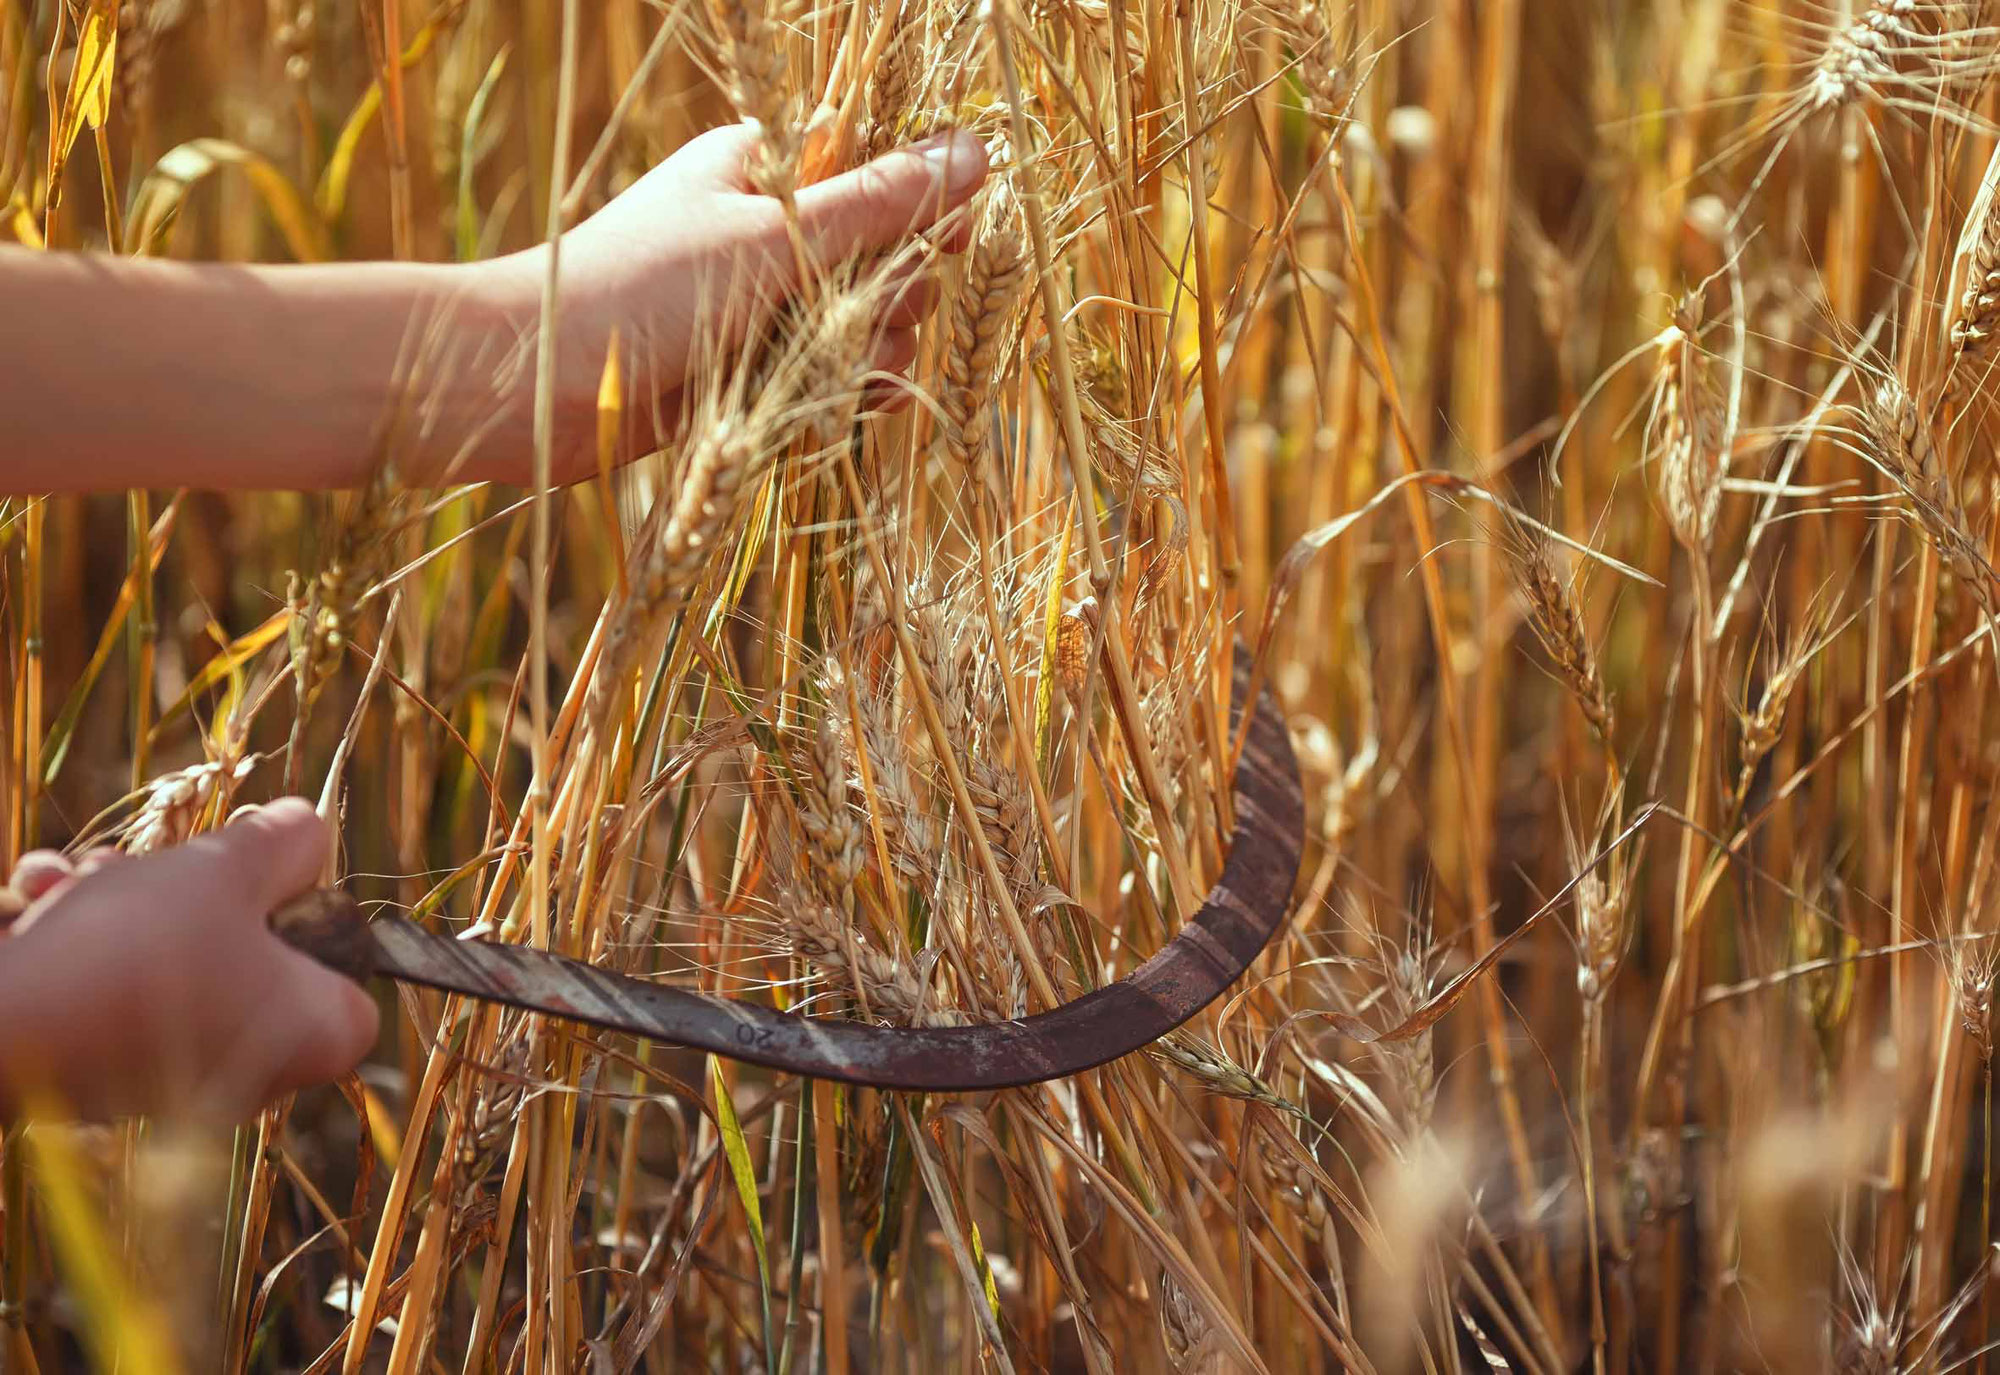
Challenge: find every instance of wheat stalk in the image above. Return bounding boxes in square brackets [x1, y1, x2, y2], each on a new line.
[36, 0, 2000, 1369]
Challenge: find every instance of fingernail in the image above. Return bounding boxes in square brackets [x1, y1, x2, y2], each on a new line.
[914, 130, 988, 196]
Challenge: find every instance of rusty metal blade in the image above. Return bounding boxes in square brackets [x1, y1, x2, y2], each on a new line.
[344, 644, 1302, 1091]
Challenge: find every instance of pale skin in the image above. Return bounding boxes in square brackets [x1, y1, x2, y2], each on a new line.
[0, 125, 989, 1121]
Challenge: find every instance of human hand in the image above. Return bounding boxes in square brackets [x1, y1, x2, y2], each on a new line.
[0, 800, 380, 1122]
[470, 124, 990, 484]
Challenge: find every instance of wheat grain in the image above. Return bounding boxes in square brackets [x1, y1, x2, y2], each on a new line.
[845, 680, 942, 891]
[794, 283, 881, 445]
[1513, 207, 1580, 355]
[1508, 529, 1614, 743]
[1857, 374, 1997, 618]
[709, 0, 801, 201]
[907, 580, 1043, 903]
[287, 458, 409, 778]
[1158, 1269, 1221, 1374]
[122, 754, 256, 856]
[1651, 293, 1728, 555]
[117, 0, 183, 115]
[786, 886, 961, 1028]
[589, 418, 756, 726]
[858, 1, 927, 162]
[1151, 1033, 1305, 1119]
[1258, 1130, 1333, 1244]
[940, 185, 1029, 480]
[1566, 819, 1632, 1005]
[1248, 0, 1357, 128]
[1832, 1245, 1905, 1375]
[799, 697, 866, 894]
[967, 753, 1037, 893]
[1951, 936, 1997, 1063]
[1731, 609, 1829, 808]
[272, 0, 315, 90]
[1947, 198, 2000, 402]
[1810, 9, 1905, 112]
[1382, 945, 1437, 1144]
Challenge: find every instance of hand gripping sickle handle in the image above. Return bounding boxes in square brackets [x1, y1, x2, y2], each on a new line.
[271, 888, 378, 983]
[269, 644, 1305, 1092]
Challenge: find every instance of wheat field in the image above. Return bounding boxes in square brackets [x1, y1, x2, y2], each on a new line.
[9, 0, 2000, 1370]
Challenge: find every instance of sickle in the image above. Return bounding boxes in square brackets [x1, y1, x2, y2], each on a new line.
[273, 643, 1303, 1091]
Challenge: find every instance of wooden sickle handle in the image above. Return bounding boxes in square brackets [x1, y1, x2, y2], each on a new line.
[270, 889, 377, 985]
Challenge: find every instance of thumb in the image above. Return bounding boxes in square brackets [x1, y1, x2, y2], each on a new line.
[793, 130, 989, 270]
[218, 797, 333, 913]
[95, 796, 331, 916]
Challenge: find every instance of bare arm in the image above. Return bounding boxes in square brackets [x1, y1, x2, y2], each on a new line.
[0, 249, 502, 492]
[0, 126, 986, 494]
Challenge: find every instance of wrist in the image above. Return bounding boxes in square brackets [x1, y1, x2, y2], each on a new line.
[453, 247, 606, 485]
[372, 256, 544, 486]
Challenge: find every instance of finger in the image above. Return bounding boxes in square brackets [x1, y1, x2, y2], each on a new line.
[9, 850, 93, 931]
[203, 948, 381, 1120]
[883, 268, 939, 328]
[863, 378, 918, 415]
[10, 851, 73, 903]
[14, 848, 131, 920]
[872, 325, 920, 379]
[662, 122, 767, 193]
[72, 848, 126, 881]
[935, 218, 976, 255]
[214, 798, 332, 913]
[860, 329, 923, 415]
[257, 956, 381, 1101]
[793, 131, 988, 271]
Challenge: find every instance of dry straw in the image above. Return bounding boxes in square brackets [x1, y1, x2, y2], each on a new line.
[23, 0, 2000, 1368]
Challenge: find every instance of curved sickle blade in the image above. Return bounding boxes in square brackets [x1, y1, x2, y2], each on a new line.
[292, 644, 1303, 1091]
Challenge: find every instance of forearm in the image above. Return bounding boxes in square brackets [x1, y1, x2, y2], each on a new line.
[0, 246, 541, 493]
